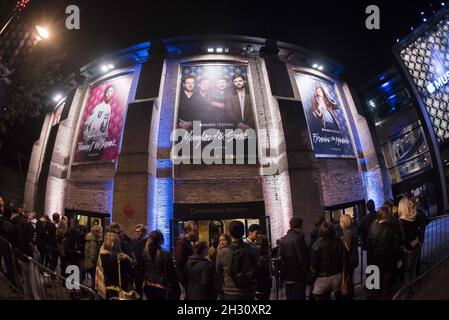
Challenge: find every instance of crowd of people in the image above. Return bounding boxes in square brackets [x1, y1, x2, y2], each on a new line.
[0, 194, 429, 300]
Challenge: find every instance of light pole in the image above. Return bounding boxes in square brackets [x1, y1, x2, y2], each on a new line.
[0, 0, 31, 37]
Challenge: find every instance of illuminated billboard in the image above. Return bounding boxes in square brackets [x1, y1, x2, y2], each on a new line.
[397, 12, 449, 143]
[294, 73, 355, 158]
[174, 63, 257, 163]
[73, 74, 133, 164]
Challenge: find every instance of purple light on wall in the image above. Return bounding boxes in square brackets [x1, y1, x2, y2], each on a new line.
[148, 176, 173, 251]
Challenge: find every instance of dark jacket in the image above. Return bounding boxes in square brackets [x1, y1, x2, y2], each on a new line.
[64, 227, 82, 265]
[341, 227, 359, 274]
[225, 90, 255, 129]
[399, 215, 427, 251]
[132, 236, 148, 277]
[11, 214, 29, 255]
[279, 229, 310, 282]
[174, 236, 193, 285]
[310, 227, 319, 247]
[311, 237, 343, 278]
[35, 219, 48, 250]
[0, 215, 17, 247]
[358, 211, 377, 250]
[184, 254, 215, 300]
[367, 221, 401, 272]
[99, 253, 132, 290]
[46, 222, 58, 250]
[255, 254, 272, 297]
[142, 249, 180, 299]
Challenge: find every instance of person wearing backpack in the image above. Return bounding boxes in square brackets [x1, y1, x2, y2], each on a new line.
[216, 220, 259, 300]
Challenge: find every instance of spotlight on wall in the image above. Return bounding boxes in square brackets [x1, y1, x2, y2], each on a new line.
[101, 65, 109, 72]
[369, 100, 376, 108]
[312, 63, 324, 71]
[108, 64, 114, 70]
[53, 94, 63, 102]
[216, 47, 223, 53]
[207, 48, 214, 53]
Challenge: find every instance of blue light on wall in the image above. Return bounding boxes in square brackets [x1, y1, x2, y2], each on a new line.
[148, 176, 173, 251]
[380, 81, 392, 93]
[363, 171, 387, 210]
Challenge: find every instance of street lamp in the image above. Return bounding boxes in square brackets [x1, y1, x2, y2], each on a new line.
[33, 25, 49, 41]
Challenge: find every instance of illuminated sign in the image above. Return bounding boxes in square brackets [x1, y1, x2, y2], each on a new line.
[426, 70, 449, 93]
[398, 12, 449, 142]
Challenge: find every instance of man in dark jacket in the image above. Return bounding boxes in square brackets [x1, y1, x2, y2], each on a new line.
[174, 221, 198, 288]
[279, 217, 310, 300]
[0, 197, 16, 245]
[358, 199, 377, 250]
[132, 224, 148, 297]
[47, 213, 60, 272]
[35, 215, 50, 265]
[11, 209, 33, 256]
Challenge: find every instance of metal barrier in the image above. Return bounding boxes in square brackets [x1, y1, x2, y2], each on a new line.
[0, 236, 99, 300]
[393, 253, 449, 300]
[391, 214, 449, 300]
[420, 214, 449, 271]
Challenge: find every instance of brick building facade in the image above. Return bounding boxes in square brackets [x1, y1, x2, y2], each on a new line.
[24, 36, 392, 248]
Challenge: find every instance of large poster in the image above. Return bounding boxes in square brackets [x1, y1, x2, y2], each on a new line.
[294, 73, 354, 158]
[73, 75, 133, 164]
[174, 64, 257, 163]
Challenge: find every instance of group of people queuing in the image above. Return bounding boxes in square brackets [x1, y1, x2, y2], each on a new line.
[0, 194, 429, 300]
[274, 196, 429, 300]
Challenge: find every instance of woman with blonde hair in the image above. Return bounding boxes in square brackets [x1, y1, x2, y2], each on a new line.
[96, 232, 132, 299]
[339, 215, 359, 299]
[398, 197, 427, 283]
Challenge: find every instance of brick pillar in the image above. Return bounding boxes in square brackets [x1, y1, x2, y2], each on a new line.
[258, 54, 325, 239]
[23, 113, 52, 212]
[277, 98, 325, 237]
[113, 53, 165, 237]
[45, 87, 86, 216]
[113, 100, 154, 236]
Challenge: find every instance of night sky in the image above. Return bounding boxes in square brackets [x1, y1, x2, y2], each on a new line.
[0, 0, 446, 163]
[13, 0, 445, 82]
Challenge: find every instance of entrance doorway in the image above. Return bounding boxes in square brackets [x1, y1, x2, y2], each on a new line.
[209, 220, 224, 245]
[324, 200, 365, 227]
[170, 216, 271, 253]
[65, 209, 110, 232]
